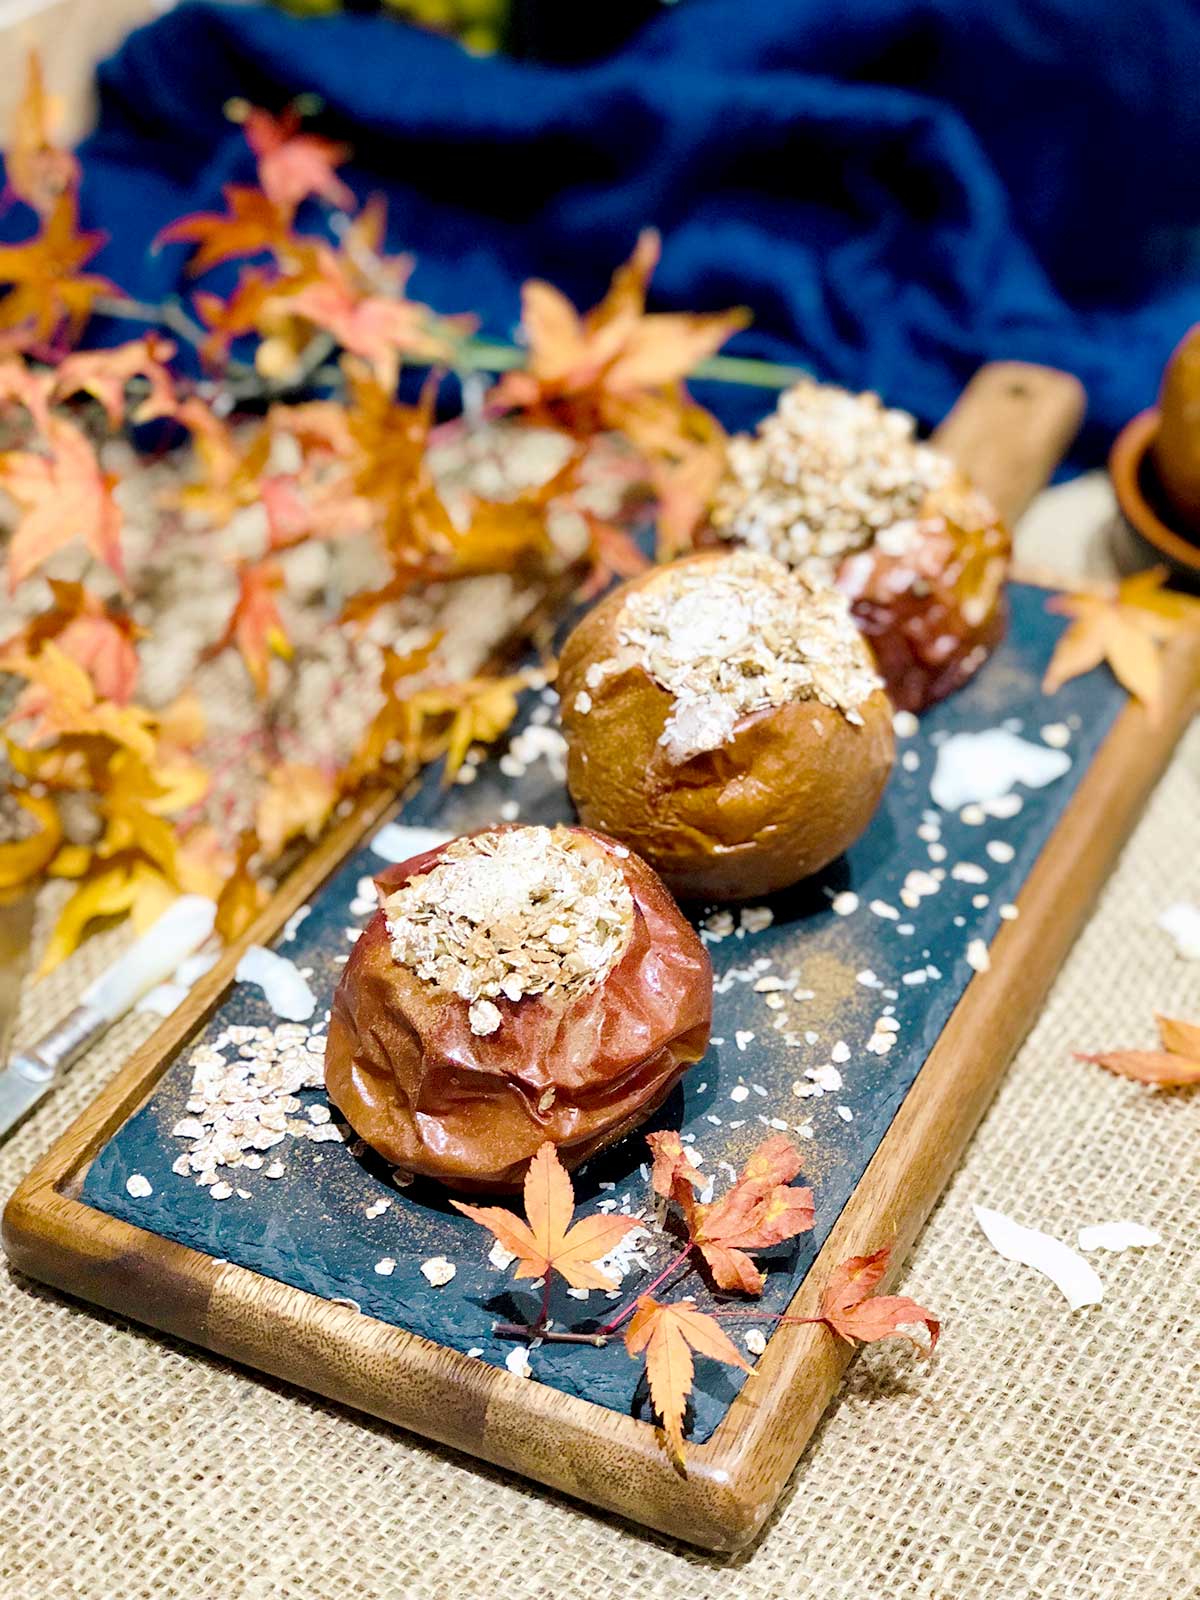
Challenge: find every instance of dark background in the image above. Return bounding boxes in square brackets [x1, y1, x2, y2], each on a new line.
[10, 0, 1200, 464]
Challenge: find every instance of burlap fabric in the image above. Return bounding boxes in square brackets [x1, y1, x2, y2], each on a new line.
[2, 476, 1198, 1599]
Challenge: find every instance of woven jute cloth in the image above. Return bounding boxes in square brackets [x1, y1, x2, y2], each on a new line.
[2, 476, 1198, 1600]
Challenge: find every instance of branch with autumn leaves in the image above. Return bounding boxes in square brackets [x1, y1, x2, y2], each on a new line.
[453, 1133, 939, 1468]
[0, 54, 749, 972]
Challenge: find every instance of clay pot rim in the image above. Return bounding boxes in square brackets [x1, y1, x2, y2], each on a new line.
[1109, 408, 1200, 576]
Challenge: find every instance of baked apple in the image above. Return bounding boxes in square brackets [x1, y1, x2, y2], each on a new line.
[710, 378, 1009, 711]
[324, 823, 711, 1191]
[558, 549, 895, 901]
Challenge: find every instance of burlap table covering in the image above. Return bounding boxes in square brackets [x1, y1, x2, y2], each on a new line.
[2, 476, 1198, 1600]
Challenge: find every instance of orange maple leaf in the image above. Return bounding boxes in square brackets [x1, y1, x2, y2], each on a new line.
[1075, 1011, 1200, 1087]
[339, 636, 441, 791]
[254, 760, 338, 860]
[0, 355, 54, 432]
[193, 267, 283, 367]
[815, 1247, 940, 1353]
[0, 413, 123, 589]
[624, 1296, 751, 1467]
[1043, 568, 1200, 720]
[156, 185, 295, 276]
[243, 106, 355, 214]
[214, 828, 265, 944]
[52, 335, 177, 426]
[175, 397, 271, 526]
[6, 50, 79, 217]
[452, 1140, 643, 1292]
[1, 641, 154, 760]
[2, 578, 142, 704]
[491, 230, 749, 429]
[207, 560, 292, 697]
[648, 1130, 815, 1294]
[0, 191, 116, 343]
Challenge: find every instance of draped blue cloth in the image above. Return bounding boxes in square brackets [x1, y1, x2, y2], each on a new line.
[12, 0, 1200, 462]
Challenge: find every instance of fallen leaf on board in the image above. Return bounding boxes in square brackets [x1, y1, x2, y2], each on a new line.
[624, 1296, 750, 1468]
[0, 413, 124, 589]
[815, 1246, 941, 1351]
[410, 674, 525, 784]
[452, 1140, 642, 1292]
[1043, 568, 1200, 719]
[692, 1134, 815, 1295]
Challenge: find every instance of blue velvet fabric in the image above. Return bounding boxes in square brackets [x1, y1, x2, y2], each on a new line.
[12, 0, 1200, 460]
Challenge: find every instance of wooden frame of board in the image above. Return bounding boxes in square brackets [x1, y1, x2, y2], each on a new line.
[8, 365, 1197, 1551]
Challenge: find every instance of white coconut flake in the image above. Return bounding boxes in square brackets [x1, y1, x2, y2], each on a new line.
[125, 1173, 153, 1198]
[1157, 902, 1200, 961]
[972, 1204, 1103, 1309]
[830, 891, 859, 916]
[235, 946, 317, 1021]
[966, 939, 991, 973]
[931, 729, 1071, 811]
[421, 1256, 457, 1287]
[370, 823, 455, 865]
[744, 1328, 767, 1356]
[489, 1240, 517, 1270]
[374, 1257, 396, 1277]
[1077, 1222, 1162, 1253]
[505, 1346, 532, 1379]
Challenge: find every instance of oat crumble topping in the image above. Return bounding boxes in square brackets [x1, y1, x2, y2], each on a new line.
[589, 551, 881, 763]
[382, 826, 635, 1034]
[710, 379, 957, 578]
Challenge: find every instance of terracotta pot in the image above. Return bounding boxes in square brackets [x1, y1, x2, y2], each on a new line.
[1109, 409, 1200, 591]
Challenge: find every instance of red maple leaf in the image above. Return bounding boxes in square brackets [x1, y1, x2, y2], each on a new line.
[243, 106, 355, 214]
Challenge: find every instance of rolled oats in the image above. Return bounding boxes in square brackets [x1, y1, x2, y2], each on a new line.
[383, 827, 635, 1034]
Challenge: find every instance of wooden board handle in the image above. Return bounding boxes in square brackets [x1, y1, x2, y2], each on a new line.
[931, 361, 1086, 526]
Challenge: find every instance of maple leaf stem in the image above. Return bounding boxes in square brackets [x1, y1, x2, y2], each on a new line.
[491, 1322, 609, 1347]
[597, 1242, 696, 1336]
[91, 293, 211, 354]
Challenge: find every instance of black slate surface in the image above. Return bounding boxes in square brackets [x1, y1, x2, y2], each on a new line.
[82, 583, 1124, 1444]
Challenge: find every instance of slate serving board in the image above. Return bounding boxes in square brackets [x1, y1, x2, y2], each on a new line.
[79, 583, 1121, 1444]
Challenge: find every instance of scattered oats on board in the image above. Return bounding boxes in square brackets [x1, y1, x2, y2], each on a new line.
[986, 839, 1015, 864]
[488, 1240, 517, 1270]
[170, 1021, 327, 1194]
[744, 1328, 767, 1357]
[374, 1257, 396, 1277]
[382, 827, 634, 1036]
[421, 1256, 457, 1288]
[125, 1174, 153, 1199]
[830, 891, 859, 916]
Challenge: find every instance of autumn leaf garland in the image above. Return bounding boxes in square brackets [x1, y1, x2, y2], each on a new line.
[0, 52, 751, 972]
